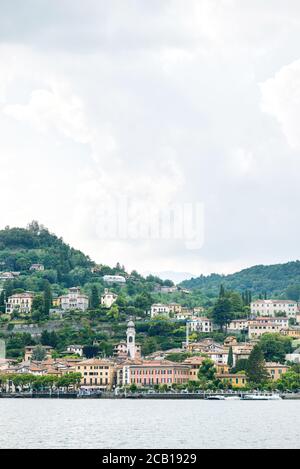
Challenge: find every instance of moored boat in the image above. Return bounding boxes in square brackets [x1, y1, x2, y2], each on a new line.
[242, 393, 282, 400]
[205, 395, 226, 400]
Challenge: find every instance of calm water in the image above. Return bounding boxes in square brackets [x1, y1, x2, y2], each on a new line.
[0, 399, 299, 449]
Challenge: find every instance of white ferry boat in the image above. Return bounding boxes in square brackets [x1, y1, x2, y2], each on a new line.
[242, 393, 282, 400]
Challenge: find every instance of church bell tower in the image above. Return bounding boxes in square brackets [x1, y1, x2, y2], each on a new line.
[126, 318, 136, 360]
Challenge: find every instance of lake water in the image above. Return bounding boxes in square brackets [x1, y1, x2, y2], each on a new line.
[0, 399, 299, 449]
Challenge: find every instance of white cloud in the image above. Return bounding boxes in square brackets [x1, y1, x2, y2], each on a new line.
[260, 59, 300, 149]
[3, 83, 91, 144]
[1, 3, 300, 274]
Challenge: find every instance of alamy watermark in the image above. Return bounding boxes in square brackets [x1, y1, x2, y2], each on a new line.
[94, 198, 205, 250]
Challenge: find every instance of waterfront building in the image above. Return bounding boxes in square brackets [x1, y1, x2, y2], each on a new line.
[216, 373, 248, 388]
[6, 291, 35, 314]
[59, 287, 89, 312]
[265, 362, 289, 381]
[117, 360, 190, 388]
[250, 299, 298, 318]
[100, 289, 118, 308]
[76, 359, 115, 389]
[183, 356, 206, 381]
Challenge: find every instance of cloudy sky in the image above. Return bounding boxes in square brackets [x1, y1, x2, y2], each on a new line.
[1, 0, 300, 277]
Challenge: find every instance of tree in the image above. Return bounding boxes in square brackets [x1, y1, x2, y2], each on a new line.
[198, 359, 216, 381]
[246, 345, 269, 386]
[90, 285, 99, 309]
[211, 297, 233, 331]
[227, 291, 243, 312]
[276, 370, 300, 391]
[219, 284, 225, 298]
[0, 291, 5, 313]
[41, 330, 58, 348]
[232, 358, 249, 373]
[31, 345, 47, 362]
[259, 334, 292, 363]
[31, 294, 44, 321]
[43, 280, 52, 318]
[285, 284, 300, 302]
[227, 346, 234, 368]
[82, 345, 99, 358]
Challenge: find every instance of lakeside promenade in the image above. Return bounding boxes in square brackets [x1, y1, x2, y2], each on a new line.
[1, 390, 300, 399]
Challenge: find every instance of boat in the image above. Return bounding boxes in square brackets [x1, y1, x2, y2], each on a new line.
[224, 396, 241, 400]
[242, 393, 282, 400]
[205, 395, 226, 400]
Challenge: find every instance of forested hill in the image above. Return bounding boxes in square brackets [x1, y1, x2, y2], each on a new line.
[0, 222, 94, 289]
[0, 222, 172, 299]
[180, 261, 300, 300]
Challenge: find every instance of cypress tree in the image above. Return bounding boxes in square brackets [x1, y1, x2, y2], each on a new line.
[219, 284, 225, 298]
[246, 345, 269, 386]
[227, 346, 234, 368]
[90, 285, 99, 309]
[43, 280, 52, 318]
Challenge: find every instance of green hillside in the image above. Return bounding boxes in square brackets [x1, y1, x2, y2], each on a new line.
[180, 261, 300, 301]
[0, 221, 174, 307]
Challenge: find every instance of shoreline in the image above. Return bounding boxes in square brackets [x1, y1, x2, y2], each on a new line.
[1, 392, 300, 400]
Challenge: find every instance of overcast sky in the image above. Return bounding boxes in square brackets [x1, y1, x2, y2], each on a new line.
[1, 1, 300, 276]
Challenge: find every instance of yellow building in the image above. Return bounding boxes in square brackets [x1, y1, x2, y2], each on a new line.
[6, 291, 35, 314]
[52, 297, 61, 308]
[265, 362, 289, 381]
[76, 359, 115, 389]
[215, 363, 230, 375]
[216, 373, 248, 388]
[281, 328, 300, 339]
[183, 356, 206, 381]
[24, 346, 53, 361]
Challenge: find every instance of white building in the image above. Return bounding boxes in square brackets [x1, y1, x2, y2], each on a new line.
[66, 345, 84, 357]
[103, 275, 126, 284]
[100, 289, 118, 308]
[6, 291, 35, 314]
[205, 350, 229, 365]
[251, 299, 298, 318]
[159, 286, 178, 293]
[150, 303, 170, 318]
[174, 308, 193, 320]
[59, 287, 89, 312]
[228, 319, 249, 332]
[286, 347, 300, 363]
[29, 263, 44, 271]
[189, 317, 213, 333]
[0, 272, 20, 281]
[248, 317, 289, 339]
